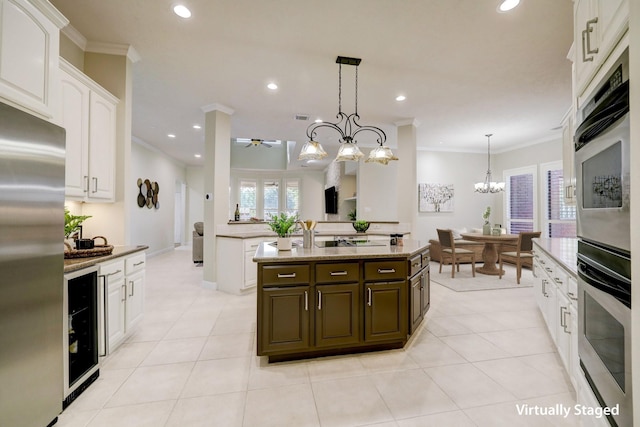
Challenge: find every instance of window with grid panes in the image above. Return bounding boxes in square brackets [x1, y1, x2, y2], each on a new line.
[285, 179, 299, 216]
[263, 181, 279, 220]
[546, 169, 576, 237]
[507, 172, 534, 233]
[239, 180, 257, 220]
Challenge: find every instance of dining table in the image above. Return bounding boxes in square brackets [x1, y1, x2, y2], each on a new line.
[460, 232, 519, 275]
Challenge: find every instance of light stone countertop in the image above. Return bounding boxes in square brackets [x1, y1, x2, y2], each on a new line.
[532, 237, 578, 276]
[217, 230, 411, 239]
[64, 245, 148, 273]
[253, 239, 429, 262]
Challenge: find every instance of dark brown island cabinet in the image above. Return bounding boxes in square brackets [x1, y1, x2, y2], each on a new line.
[255, 242, 430, 362]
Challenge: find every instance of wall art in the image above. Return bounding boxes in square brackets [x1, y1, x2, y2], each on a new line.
[137, 178, 160, 209]
[419, 183, 454, 212]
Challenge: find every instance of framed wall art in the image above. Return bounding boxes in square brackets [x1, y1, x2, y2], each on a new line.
[418, 183, 454, 212]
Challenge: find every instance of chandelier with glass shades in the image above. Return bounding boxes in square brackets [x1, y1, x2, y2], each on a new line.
[474, 133, 505, 193]
[298, 56, 398, 165]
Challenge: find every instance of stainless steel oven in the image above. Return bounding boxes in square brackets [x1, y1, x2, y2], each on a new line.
[575, 50, 629, 253]
[578, 240, 631, 427]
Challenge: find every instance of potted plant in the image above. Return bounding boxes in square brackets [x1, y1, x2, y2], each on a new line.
[268, 212, 298, 250]
[482, 206, 491, 235]
[352, 219, 370, 233]
[65, 207, 92, 240]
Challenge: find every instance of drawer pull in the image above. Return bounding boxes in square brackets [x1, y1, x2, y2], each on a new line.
[277, 273, 296, 278]
[133, 261, 145, 267]
[304, 291, 308, 311]
[377, 268, 396, 274]
[567, 291, 578, 301]
[105, 269, 122, 277]
[412, 262, 420, 268]
[317, 290, 322, 310]
[367, 287, 372, 306]
[329, 271, 348, 276]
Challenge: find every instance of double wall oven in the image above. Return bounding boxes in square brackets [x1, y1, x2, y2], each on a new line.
[574, 48, 631, 427]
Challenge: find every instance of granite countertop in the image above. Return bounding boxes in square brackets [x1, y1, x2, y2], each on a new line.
[532, 237, 578, 276]
[253, 239, 429, 262]
[64, 245, 148, 273]
[218, 230, 411, 239]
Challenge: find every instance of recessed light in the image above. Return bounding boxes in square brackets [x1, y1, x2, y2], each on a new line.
[192, 124, 201, 130]
[315, 119, 323, 123]
[173, 5, 192, 18]
[267, 82, 278, 90]
[498, 0, 520, 12]
[395, 95, 406, 101]
[167, 134, 176, 138]
[194, 154, 201, 158]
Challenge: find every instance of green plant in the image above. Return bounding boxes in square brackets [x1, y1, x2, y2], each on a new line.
[64, 207, 92, 238]
[348, 209, 357, 221]
[267, 212, 298, 237]
[482, 206, 491, 224]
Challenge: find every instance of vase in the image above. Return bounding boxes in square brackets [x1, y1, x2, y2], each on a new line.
[482, 224, 491, 235]
[277, 236, 292, 251]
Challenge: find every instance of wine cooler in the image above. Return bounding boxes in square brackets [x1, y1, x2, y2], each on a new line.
[63, 266, 100, 408]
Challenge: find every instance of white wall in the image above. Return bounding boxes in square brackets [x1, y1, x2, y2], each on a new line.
[186, 166, 204, 241]
[357, 160, 398, 221]
[129, 140, 186, 255]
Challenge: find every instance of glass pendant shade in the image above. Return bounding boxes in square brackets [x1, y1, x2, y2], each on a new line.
[335, 143, 364, 161]
[298, 140, 328, 160]
[365, 145, 398, 165]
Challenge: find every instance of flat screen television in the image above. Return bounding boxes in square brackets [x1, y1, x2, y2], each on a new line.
[324, 186, 338, 214]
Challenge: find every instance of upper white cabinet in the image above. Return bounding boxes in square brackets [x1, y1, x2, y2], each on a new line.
[0, 0, 68, 119]
[573, 0, 628, 98]
[60, 59, 118, 201]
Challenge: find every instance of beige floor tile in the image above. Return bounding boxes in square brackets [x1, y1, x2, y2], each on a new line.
[247, 358, 310, 390]
[404, 333, 467, 368]
[463, 400, 555, 427]
[139, 336, 206, 366]
[444, 313, 510, 333]
[56, 409, 99, 427]
[180, 357, 250, 398]
[425, 363, 517, 409]
[425, 316, 474, 336]
[86, 400, 174, 427]
[306, 354, 368, 382]
[312, 376, 394, 427]
[64, 368, 134, 412]
[165, 392, 246, 427]
[199, 332, 254, 360]
[524, 393, 582, 426]
[474, 358, 570, 399]
[482, 309, 545, 330]
[479, 327, 556, 356]
[125, 320, 173, 342]
[101, 342, 157, 370]
[357, 349, 420, 373]
[373, 369, 459, 419]
[104, 362, 193, 407]
[439, 333, 511, 362]
[395, 410, 477, 427]
[243, 383, 320, 427]
[163, 317, 216, 339]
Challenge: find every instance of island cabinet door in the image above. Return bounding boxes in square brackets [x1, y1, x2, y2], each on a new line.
[315, 283, 361, 348]
[364, 281, 407, 342]
[409, 275, 423, 334]
[259, 286, 310, 354]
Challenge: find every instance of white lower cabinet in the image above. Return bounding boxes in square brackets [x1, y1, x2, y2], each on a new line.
[99, 252, 145, 355]
[217, 236, 266, 294]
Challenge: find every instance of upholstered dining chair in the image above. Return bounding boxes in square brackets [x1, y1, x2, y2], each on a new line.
[498, 231, 541, 284]
[436, 228, 476, 278]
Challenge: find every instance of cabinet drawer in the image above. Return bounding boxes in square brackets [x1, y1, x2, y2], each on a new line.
[408, 255, 422, 277]
[421, 251, 430, 267]
[100, 260, 125, 280]
[262, 264, 310, 286]
[364, 260, 405, 281]
[125, 252, 146, 274]
[315, 262, 359, 283]
[244, 238, 264, 252]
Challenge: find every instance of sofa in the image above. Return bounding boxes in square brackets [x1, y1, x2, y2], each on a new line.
[192, 222, 203, 263]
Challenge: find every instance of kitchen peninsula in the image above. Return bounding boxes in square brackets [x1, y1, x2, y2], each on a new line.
[253, 239, 430, 362]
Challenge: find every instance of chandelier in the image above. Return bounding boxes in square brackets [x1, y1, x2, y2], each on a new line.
[298, 56, 398, 165]
[474, 133, 505, 193]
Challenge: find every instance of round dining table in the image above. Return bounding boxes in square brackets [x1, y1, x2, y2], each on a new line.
[460, 232, 519, 275]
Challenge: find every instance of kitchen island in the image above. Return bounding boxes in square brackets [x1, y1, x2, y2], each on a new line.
[253, 239, 430, 362]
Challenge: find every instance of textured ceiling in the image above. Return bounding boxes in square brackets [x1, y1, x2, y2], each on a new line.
[50, 0, 574, 168]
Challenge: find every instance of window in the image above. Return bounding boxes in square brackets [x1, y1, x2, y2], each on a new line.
[285, 179, 300, 215]
[263, 181, 279, 219]
[232, 175, 301, 220]
[239, 180, 257, 220]
[505, 166, 536, 234]
[542, 162, 576, 238]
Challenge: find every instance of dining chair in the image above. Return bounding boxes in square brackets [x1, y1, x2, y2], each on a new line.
[498, 231, 541, 284]
[436, 228, 476, 278]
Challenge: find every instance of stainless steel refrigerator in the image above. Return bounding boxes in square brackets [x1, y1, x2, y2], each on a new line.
[0, 101, 65, 427]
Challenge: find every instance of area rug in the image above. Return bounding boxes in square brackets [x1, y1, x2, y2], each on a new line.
[430, 262, 534, 292]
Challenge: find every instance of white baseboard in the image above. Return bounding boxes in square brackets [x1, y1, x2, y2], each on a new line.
[202, 280, 217, 290]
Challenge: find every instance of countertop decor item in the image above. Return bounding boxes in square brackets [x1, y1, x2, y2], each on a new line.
[267, 212, 298, 250]
[65, 207, 92, 239]
[64, 236, 114, 259]
[352, 220, 370, 233]
[299, 56, 398, 164]
[482, 206, 491, 235]
[474, 134, 505, 193]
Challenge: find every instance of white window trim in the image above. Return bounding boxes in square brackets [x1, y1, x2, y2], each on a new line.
[503, 165, 538, 234]
[230, 171, 302, 220]
[540, 160, 576, 238]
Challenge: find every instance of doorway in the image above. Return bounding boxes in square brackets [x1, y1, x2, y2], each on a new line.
[174, 180, 186, 247]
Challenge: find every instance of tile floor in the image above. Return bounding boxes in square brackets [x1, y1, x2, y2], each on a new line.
[57, 247, 580, 427]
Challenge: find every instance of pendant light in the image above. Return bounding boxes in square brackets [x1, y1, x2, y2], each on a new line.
[474, 134, 505, 193]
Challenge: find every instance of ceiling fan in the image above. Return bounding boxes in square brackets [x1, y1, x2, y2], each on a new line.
[246, 139, 272, 148]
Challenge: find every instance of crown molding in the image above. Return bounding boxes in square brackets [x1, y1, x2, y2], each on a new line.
[31, 0, 69, 29]
[201, 103, 235, 115]
[86, 42, 142, 63]
[61, 24, 87, 50]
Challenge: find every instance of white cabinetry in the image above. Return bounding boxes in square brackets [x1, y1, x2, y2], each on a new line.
[532, 242, 579, 391]
[98, 252, 145, 355]
[217, 236, 266, 294]
[0, 0, 67, 119]
[561, 110, 576, 205]
[574, 0, 628, 98]
[60, 59, 118, 201]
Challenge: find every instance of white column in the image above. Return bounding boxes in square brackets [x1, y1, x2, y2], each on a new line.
[202, 104, 233, 288]
[395, 119, 419, 236]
